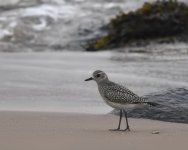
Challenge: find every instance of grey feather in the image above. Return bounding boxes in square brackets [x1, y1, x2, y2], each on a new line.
[99, 81, 146, 104]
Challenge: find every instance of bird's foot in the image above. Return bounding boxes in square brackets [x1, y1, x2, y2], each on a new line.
[109, 128, 121, 131]
[121, 127, 130, 132]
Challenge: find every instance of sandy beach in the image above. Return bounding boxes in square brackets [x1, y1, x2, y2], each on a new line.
[0, 111, 187, 150]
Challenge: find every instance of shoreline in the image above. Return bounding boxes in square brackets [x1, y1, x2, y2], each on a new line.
[0, 111, 187, 150]
[1, 109, 187, 124]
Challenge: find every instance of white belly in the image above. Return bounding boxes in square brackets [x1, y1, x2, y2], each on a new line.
[102, 97, 142, 110]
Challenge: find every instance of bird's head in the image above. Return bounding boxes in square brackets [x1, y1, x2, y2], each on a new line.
[85, 70, 109, 83]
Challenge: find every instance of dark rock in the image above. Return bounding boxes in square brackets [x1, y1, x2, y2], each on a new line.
[85, 0, 188, 51]
[111, 88, 188, 124]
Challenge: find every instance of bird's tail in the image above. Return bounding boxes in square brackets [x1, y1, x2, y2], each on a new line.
[145, 102, 159, 106]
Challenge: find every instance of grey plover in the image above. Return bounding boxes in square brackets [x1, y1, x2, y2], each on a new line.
[85, 70, 158, 131]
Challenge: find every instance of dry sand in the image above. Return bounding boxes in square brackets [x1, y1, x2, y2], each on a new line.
[0, 111, 187, 150]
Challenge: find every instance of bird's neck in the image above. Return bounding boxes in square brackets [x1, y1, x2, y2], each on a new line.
[97, 78, 110, 85]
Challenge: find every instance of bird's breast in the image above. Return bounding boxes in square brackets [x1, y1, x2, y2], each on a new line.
[97, 85, 119, 109]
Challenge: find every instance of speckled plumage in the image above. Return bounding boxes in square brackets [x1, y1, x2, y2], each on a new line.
[85, 70, 158, 131]
[98, 81, 145, 105]
[91, 70, 146, 110]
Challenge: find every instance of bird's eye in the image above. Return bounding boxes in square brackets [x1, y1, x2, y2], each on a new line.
[96, 74, 101, 77]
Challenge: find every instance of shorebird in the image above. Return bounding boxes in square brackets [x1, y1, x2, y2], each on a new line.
[85, 70, 158, 131]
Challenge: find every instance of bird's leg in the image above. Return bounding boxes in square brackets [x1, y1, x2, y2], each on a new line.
[109, 109, 122, 131]
[122, 110, 130, 131]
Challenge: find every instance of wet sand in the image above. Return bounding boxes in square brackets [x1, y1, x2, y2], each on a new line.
[0, 111, 187, 150]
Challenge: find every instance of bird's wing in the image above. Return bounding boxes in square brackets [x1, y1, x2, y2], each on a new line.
[103, 83, 145, 104]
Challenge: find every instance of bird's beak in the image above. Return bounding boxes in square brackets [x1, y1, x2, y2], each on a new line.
[84, 77, 93, 81]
